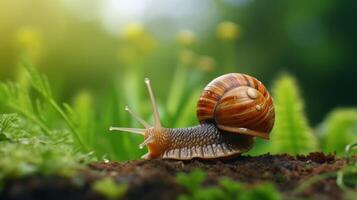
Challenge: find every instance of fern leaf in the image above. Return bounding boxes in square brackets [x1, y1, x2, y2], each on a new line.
[318, 108, 357, 155]
[0, 114, 19, 141]
[23, 62, 52, 98]
[0, 82, 51, 135]
[269, 74, 318, 154]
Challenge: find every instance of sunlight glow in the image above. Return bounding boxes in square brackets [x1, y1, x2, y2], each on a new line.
[99, 0, 217, 37]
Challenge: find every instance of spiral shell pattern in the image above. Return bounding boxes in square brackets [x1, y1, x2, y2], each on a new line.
[196, 73, 275, 139]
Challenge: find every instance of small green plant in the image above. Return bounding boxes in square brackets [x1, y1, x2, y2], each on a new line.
[269, 73, 318, 154]
[0, 80, 52, 135]
[0, 114, 19, 141]
[337, 143, 357, 192]
[176, 169, 206, 194]
[92, 177, 127, 200]
[293, 142, 357, 197]
[0, 113, 92, 187]
[176, 169, 224, 200]
[176, 169, 282, 200]
[0, 61, 149, 161]
[0, 63, 98, 187]
[23, 63, 89, 150]
[237, 182, 282, 200]
[317, 108, 357, 155]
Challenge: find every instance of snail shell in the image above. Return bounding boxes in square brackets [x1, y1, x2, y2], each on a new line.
[197, 73, 275, 139]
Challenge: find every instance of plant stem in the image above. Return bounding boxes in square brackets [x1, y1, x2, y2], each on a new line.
[48, 99, 88, 151]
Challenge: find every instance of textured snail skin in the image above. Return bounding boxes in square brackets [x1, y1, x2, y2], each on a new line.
[147, 123, 254, 160]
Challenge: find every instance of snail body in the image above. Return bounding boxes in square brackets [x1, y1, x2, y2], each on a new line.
[148, 123, 254, 160]
[110, 73, 275, 160]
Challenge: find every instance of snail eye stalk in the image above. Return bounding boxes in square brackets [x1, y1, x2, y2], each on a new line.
[124, 106, 151, 129]
[109, 78, 162, 135]
[109, 127, 145, 135]
[145, 78, 162, 129]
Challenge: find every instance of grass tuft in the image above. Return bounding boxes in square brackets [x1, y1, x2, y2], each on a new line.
[317, 108, 357, 155]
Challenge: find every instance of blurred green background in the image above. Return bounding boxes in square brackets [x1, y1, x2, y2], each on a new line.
[0, 0, 356, 160]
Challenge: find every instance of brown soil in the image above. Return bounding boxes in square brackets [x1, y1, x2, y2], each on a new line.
[0, 152, 348, 200]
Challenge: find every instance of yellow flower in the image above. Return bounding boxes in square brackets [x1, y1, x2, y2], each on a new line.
[15, 26, 44, 62]
[120, 22, 146, 41]
[216, 21, 240, 40]
[196, 56, 215, 72]
[176, 30, 196, 47]
[119, 22, 157, 57]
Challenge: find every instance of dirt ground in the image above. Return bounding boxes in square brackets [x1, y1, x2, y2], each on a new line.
[0, 152, 348, 200]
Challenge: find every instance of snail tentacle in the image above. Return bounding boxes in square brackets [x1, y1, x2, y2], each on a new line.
[145, 78, 162, 129]
[125, 106, 151, 128]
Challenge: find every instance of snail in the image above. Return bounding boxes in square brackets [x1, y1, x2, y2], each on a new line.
[110, 73, 275, 160]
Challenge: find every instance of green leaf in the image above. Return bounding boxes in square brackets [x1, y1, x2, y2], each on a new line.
[192, 187, 225, 200]
[269, 74, 318, 154]
[240, 183, 282, 200]
[219, 177, 243, 199]
[176, 169, 206, 194]
[92, 177, 127, 200]
[72, 91, 95, 148]
[176, 170, 282, 200]
[318, 108, 357, 155]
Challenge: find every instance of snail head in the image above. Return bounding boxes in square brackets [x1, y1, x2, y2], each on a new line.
[109, 78, 167, 158]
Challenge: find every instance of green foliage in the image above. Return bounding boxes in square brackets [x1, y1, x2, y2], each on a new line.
[166, 63, 189, 116]
[337, 142, 357, 192]
[92, 177, 128, 200]
[72, 91, 96, 150]
[0, 61, 147, 161]
[238, 183, 282, 200]
[269, 74, 318, 154]
[176, 169, 282, 200]
[0, 81, 52, 135]
[0, 62, 93, 151]
[294, 142, 357, 197]
[0, 114, 19, 141]
[318, 108, 357, 155]
[220, 178, 282, 200]
[0, 63, 98, 186]
[176, 169, 206, 194]
[219, 177, 243, 198]
[23, 63, 89, 151]
[0, 113, 92, 186]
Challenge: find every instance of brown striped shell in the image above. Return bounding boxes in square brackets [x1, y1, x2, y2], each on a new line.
[196, 73, 275, 139]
